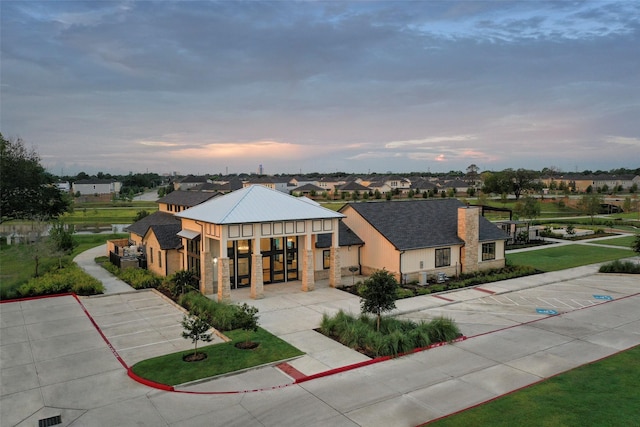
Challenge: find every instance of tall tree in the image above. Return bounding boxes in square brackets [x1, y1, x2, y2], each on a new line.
[1, 134, 70, 222]
[577, 193, 603, 224]
[465, 164, 480, 184]
[482, 168, 540, 200]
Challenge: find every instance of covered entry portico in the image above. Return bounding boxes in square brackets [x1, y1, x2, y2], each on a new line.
[176, 185, 344, 301]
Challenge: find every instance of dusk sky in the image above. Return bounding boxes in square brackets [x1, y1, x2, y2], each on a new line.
[1, 1, 639, 176]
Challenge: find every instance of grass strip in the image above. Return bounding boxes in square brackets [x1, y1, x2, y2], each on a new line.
[592, 235, 636, 248]
[507, 244, 632, 272]
[426, 345, 640, 427]
[130, 327, 304, 386]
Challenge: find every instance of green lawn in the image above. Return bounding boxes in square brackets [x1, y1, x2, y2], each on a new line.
[425, 345, 640, 427]
[131, 327, 304, 386]
[507, 245, 633, 272]
[61, 205, 157, 225]
[594, 235, 636, 248]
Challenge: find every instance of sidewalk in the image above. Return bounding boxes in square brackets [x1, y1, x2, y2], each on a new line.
[74, 244, 136, 294]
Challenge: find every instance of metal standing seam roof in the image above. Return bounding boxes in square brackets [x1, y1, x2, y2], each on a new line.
[175, 185, 344, 224]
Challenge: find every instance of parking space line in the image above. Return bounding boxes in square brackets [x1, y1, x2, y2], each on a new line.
[119, 338, 185, 352]
[537, 297, 558, 308]
[552, 298, 574, 308]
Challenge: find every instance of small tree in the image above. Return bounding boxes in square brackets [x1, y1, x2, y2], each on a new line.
[181, 313, 213, 358]
[235, 303, 259, 348]
[359, 269, 397, 331]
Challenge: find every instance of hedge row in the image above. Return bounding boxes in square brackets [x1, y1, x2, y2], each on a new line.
[98, 260, 162, 289]
[599, 260, 640, 274]
[16, 264, 104, 297]
[178, 291, 246, 331]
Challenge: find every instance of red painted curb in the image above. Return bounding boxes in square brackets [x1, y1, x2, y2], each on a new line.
[475, 287, 495, 294]
[276, 362, 307, 381]
[0, 292, 74, 304]
[295, 336, 467, 384]
[127, 368, 175, 391]
[432, 294, 454, 302]
[72, 293, 129, 370]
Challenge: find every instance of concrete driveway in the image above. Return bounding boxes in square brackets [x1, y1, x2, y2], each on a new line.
[2, 263, 639, 426]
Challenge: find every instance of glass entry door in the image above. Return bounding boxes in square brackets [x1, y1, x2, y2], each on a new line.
[228, 240, 251, 289]
[261, 237, 298, 284]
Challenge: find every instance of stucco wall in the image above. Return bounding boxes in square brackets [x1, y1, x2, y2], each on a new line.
[341, 205, 400, 275]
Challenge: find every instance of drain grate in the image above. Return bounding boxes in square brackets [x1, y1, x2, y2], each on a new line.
[38, 415, 62, 427]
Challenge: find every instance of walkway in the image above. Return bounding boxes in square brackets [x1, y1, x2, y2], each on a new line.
[74, 244, 136, 294]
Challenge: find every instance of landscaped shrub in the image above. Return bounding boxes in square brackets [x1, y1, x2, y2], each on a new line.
[118, 268, 162, 289]
[16, 264, 104, 297]
[319, 310, 460, 357]
[598, 260, 640, 274]
[177, 291, 257, 332]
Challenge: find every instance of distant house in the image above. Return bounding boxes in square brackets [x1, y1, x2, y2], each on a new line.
[335, 181, 370, 197]
[242, 176, 295, 193]
[173, 175, 210, 191]
[157, 190, 221, 214]
[55, 181, 71, 192]
[291, 183, 324, 197]
[72, 179, 121, 195]
[541, 174, 640, 192]
[340, 199, 509, 283]
[317, 176, 346, 193]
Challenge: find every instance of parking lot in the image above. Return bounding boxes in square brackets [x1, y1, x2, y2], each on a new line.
[1, 265, 639, 426]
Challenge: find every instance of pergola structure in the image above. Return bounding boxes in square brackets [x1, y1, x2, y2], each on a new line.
[176, 185, 344, 301]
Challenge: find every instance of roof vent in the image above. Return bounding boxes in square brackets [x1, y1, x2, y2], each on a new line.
[38, 415, 62, 427]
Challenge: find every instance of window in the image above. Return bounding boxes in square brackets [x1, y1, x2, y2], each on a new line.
[323, 250, 331, 269]
[482, 242, 496, 261]
[435, 248, 451, 267]
[159, 251, 162, 268]
[149, 247, 154, 264]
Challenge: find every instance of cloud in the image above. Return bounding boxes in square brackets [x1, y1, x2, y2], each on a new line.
[385, 135, 477, 149]
[1, 1, 638, 175]
[137, 140, 181, 147]
[605, 136, 640, 146]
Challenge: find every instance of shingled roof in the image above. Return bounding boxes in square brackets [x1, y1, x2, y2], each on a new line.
[126, 211, 180, 237]
[342, 199, 507, 251]
[148, 223, 183, 250]
[316, 221, 364, 248]
[157, 190, 220, 207]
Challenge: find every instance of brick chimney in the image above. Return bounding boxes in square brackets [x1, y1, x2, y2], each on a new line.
[458, 206, 480, 273]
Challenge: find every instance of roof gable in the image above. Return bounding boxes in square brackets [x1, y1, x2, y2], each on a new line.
[147, 223, 183, 250]
[126, 211, 180, 237]
[176, 185, 344, 224]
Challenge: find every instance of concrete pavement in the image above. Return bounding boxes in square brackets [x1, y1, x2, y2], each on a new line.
[1, 246, 639, 426]
[74, 244, 136, 294]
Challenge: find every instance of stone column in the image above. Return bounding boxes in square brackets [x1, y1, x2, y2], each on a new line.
[329, 246, 341, 288]
[301, 249, 315, 292]
[201, 247, 214, 295]
[251, 253, 264, 299]
[458, 206, 480, 273]
[217, 257, 231, 302]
